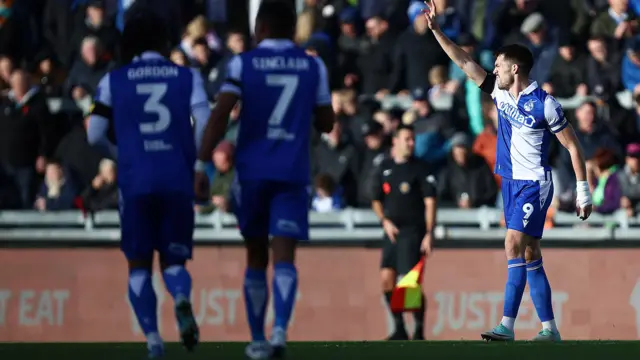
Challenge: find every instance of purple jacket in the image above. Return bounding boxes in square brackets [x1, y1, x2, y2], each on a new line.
[595, 171, 622, 214]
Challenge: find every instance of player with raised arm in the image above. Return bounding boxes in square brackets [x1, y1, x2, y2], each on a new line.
[422, 0, 592, 341]
[87, 11, 211, 358]
[194, 1, 335, 359]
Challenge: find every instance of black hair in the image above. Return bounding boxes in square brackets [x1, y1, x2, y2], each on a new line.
[495, 44, 534, 75]
[394, 123, 415, 137]
[226, 28, 245, 37]
[368, 13, 388, 22]
[121, 10, 170, 63]
[192, 37, 209, 49]
[314, 173, 337, 194]
[578, 100, 597, 110]
[47, 157, 63, 166]
[588, 35, 607, 43]
[256, 0, 297, 39]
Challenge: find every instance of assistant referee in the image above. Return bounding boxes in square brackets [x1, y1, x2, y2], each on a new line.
[371, 124, 437, 341]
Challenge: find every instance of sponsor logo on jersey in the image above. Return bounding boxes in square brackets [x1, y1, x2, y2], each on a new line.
[497, 101, 536, 128]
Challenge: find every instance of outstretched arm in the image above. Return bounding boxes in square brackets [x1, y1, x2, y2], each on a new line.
[423, 0, 487, 86]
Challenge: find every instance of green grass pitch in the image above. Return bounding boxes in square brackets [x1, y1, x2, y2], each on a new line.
[1, 341, 640, 359]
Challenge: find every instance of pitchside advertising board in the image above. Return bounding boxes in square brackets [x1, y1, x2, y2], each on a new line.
[2, 246, 640, 341]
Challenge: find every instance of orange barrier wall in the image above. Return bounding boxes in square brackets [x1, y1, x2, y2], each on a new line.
[1, 248, 639, 341]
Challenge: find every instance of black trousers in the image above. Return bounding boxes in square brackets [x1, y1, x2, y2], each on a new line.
[380, 224, 425, 275]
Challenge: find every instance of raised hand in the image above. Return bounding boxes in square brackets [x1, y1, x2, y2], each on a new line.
[423, 0, 439, 31]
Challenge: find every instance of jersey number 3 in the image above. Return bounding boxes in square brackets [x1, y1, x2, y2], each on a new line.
[266, 75, 298, 126]
[136, 83, 171, 134]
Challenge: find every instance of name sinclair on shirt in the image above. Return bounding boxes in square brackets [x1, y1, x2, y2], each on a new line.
[127, 66, 179, 80]
[252, 56, 309, 71]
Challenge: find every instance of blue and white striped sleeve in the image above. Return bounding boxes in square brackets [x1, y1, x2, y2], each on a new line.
[190, 68, 210, 111]
[190, 68, 211, 152]
[93, 73, 112, 108]
[87, 73, 117, 158]
[543, 95, 568, 134]
[219, 55, 242, 96]
[313, 56, 331, 106]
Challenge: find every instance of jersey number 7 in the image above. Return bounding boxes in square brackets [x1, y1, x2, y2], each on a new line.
[137, 83, 171, 134]
[266, 74, 299, 126]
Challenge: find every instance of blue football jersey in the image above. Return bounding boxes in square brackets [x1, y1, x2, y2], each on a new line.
[487, 79, 568, 181]
[92, 52, 210, 197]
[220, 39, 331, 184]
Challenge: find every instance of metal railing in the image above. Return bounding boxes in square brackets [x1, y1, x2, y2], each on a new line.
[0, 208, 637, 242]
[0, 208, 637, 229]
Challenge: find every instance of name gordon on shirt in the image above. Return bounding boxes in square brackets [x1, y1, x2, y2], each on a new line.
[497, 102, 536, 128]
[127, 66, 179, 80]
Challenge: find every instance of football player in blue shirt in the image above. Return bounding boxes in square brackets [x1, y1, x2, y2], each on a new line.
[423, 0, 592, 342]
[87, 12, 210, 359]
[194, 1, 335, 358]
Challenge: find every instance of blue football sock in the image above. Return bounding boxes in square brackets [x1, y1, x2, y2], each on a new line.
[273, 262, 298, 330]
[503, 258, 527, 320]
[162, 265, 192, 301]
[128, 269, 159, 336]
[243, 268, 268, 341]
[527, 258, 555, 322]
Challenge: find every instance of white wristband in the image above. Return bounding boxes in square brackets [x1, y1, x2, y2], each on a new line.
[194, 160, 207, 172]
[576, 181, 591, 207]
[576, 180, 589, 190]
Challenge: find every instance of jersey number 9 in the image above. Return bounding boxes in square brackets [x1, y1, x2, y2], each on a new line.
[137, 83, 171, 134]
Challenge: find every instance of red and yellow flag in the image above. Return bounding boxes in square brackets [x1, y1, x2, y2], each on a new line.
[390, 256, 426, 313]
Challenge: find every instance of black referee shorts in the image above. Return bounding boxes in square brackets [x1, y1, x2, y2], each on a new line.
[380, 225, 426, 275]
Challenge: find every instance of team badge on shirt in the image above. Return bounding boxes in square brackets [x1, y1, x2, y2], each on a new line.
[523, 99, 535, 112]
[399, 182, 410, 194]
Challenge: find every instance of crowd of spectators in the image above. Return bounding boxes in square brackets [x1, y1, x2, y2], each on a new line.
[0, 0, 638, 226]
